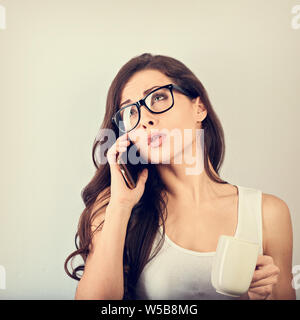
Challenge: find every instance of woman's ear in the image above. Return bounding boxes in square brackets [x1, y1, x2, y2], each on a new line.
[193, 97, 207, 123]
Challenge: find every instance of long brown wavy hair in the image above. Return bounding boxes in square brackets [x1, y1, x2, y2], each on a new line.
[64, 53, 228, 299]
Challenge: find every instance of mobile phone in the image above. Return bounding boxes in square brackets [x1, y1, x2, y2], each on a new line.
[117, 139, 146, 189]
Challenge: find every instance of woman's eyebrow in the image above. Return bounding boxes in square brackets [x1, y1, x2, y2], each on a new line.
[119, 85, 160, 108]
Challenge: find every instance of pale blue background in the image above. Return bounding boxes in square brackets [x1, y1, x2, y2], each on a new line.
[0, 0, 299, 299]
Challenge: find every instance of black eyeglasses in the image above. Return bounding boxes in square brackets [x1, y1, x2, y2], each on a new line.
[111, 83, 190, 133]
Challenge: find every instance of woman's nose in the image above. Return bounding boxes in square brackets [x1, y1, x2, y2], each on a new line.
[139, 106, 157, 128]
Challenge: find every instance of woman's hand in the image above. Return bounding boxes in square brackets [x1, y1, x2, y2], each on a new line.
[106, 132, 149, 211]
[247, 254, 280, 300]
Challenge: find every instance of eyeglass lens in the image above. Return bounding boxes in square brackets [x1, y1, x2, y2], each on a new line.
[116, 87, 173, 132]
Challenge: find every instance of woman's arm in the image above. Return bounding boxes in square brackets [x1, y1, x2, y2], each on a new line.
[246, 193, 296, 300]
[262, 193, 296, 299]
[75, 203, 132, 300]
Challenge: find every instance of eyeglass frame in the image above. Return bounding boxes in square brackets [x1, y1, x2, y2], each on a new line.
[111, 83, 190, 133]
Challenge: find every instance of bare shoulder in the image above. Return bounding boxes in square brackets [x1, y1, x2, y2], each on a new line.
[261, 192, 292, 253]
[262, 192, 290, 215]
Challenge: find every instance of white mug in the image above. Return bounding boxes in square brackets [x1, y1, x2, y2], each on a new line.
[211, 235, 259, 297]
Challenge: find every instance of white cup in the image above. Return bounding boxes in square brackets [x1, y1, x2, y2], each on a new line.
[211, 235, 259, 297]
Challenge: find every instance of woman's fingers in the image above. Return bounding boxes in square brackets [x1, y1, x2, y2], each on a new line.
[118, 140, 130, 149]
[248, 284, 273, 298]
[107, 134, 129, 165]
[249, 274, 279, 288]
[251, 264, 279, 282]
[107, 143, 118, 165]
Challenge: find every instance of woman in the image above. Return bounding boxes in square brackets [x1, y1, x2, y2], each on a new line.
[64, 53, 295, 300]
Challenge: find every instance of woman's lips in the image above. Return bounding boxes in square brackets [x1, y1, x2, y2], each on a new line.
[148, 133, 166, 148]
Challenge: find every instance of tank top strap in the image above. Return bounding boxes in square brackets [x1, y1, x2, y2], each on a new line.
[235, 185, 263, 255]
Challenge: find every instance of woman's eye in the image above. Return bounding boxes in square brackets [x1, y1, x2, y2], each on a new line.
[153, 94, 165, 102]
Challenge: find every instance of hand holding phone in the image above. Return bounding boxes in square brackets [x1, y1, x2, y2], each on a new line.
[117, 139, 146, 189]
[106, 133, 148, 210]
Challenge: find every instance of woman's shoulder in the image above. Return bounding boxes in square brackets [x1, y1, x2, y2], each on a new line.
[238, 185, 291, 254]
[239, 184, 289, 211]
[261, 191, 292, 254]
[261, 192, 289, 210]
[261, 191, 290, 223]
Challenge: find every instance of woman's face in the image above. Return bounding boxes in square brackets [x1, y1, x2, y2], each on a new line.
[119, 69, 207, 164]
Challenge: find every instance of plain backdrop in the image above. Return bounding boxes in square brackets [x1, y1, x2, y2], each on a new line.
[0, 0, 299, 299]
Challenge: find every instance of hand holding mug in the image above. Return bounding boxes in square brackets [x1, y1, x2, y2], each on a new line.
[247, 254, 280, 300]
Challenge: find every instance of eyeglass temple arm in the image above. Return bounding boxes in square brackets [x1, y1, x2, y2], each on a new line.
[172, 84, 189, 96]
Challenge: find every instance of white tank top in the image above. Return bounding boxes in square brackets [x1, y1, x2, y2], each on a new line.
[135, 185, 263, 300]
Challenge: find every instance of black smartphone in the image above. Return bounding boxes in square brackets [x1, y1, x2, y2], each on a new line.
[117, 139, 147, 189]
